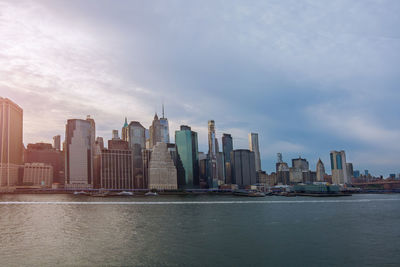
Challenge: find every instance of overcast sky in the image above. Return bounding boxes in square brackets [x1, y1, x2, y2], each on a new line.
[1, 0, 399, 176]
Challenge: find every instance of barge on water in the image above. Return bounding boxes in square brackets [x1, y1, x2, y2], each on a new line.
[293, 184, 352, 197]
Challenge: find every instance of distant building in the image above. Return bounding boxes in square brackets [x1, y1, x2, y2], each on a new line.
[0, 97, 24, 187]
[207, 120, 218, 187]
[316, 159, 325, 182]
[231, 149, 257, 188]
[330, 150, 349, 184]
[100, 149, 136, 189]
[290, 157, 310, 184]
[23, 163, 53, 187]
[148, 142, 177, 190]
[65, 118, 95, 189]
[108, 139, 129, 150]
[159, 105, 170, 143]
[112, 130, 119, 140]
[353, 170, 360, 178]
[123, 120, 146, 149]
[346, 163, 354, 179]
[276, 154, 290, 185]
[149, 114, 162, 148]
[249, 133, 262, 172]
[222, 133, 233, 184]
[175, 125, 199, 188]
[25, 143, 64, 184]
[53, 135, 61, 151]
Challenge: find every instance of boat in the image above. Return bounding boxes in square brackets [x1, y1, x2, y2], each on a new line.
[145, 191, 158, 196]
[73, 191, 88, 195]
[116, 191, 134, 196]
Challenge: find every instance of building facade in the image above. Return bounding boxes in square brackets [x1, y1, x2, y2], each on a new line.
[123, 121, 146, 149]
[222, 133, 233, 184]
[0, 97, 23, 187]
[23, 163, 53, 187]
[100, 149, 136, 189]
[53, 135, 61, 151]
[249, 133, 262, 172]
[330, 150, 349, 184]
[25, 143, 64, 184]
[65, 119, 94, 189]
[316, 159, 325, 182]
[231, 149, 257, 188]
[175, 125, 199, 188]
[148, 142, 177, 190]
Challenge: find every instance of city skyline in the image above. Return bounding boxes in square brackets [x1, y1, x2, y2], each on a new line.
[1, 0, 399, 176]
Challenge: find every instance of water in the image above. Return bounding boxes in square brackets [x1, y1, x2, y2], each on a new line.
[0, 194, 399, 266]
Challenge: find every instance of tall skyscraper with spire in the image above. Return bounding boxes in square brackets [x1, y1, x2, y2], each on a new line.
[159, 104, 170, 143]
[249, 133, 262, 172]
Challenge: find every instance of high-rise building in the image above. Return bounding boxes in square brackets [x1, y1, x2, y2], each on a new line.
[159, 105, 170, 143]
[316, 158, 325, 182]
[222, 133, 233, 184]
[276, 153, 290, 185]
[207, 120, 218, 187]
[65, 119, 94, 189]
[330, 150, 349, 184]
[290, 157, 310, 183]
[249, 133, 262, 172]
[231, 149, 257, 187]
[25, 143, 64, 184]
[148, 142, 177, 190]
[346, 163, 354, 180]
[112, 130, 119, 140]
[149, 114, 163, 148]
[0, 97, 23, 187]
[175, 125, 199, 188]
[100, 148, 135, 189]
[53, 135, 61, 151]
[123, 121, 146, 149]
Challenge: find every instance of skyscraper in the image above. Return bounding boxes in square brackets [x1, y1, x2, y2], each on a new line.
[149, 114, 162, 148]
[148, 142, 178, 190]
[123, 121, 146, 149]
[175, 125, 199, 188]
[222, 133, 233, 184]
[316, 158, 325, 182]
[53, 135, 61, 151]
[159, 105, 170, 143]
[249, 133, 262, 172]
[0, 97, 23, 187]
[230, 149, 257, 187]
[330, 150, 349, 184]
[65, 119, 94, 189]
[207, 120, 218, 187]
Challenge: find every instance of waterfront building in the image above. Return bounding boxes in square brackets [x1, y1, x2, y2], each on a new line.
[148, 142, 177, 190]
[230, 149, 257, 188]
[316, 159, 325, 182]
[290, 157, 311, 184]
[123, 120, 146, 149]
[330, 150, 349, 184]
[276, 154, 290, 185]
[100, 148, 136, 189]
[175, 125, 199, 188]
[65, 118, 94, 189]
[25, 143, 64, 184]
[0, 97, 23, 187]
[53, 135, 61, 151]
[249, 133, 262, 172]
[23, 163, 53, 187]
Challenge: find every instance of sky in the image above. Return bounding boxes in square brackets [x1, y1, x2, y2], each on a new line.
[0, 0, 399, 176]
